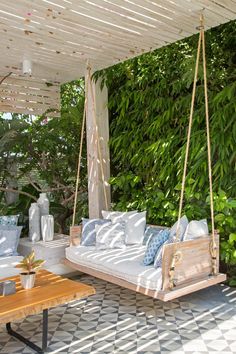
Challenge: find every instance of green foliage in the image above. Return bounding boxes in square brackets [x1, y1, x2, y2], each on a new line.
[96, 20, 236, 280]
[213, 190, 236, 267]
[0, 79, 87, 233]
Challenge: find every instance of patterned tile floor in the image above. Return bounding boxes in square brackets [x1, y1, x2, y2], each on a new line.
[0, 275, 235, 354]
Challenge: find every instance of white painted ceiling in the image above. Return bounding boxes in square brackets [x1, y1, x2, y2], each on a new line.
[0, 0, 236, 115]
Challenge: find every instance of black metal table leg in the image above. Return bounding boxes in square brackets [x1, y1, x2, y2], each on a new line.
[6, 309, 48, 353]
[42, 309, 48, 351]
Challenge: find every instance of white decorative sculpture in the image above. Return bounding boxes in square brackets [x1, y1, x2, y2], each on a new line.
[29, 203, 41, 242]
[41, 215, 54, 242]
[37, 193, 49, 216]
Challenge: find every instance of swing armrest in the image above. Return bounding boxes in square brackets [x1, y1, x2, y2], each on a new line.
[70, 225, 82, 246]
[161, 234, 219, 291]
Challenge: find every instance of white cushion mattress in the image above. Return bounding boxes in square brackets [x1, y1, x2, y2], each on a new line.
[0, 255, 23, 279]
[66, 245, 162, 290]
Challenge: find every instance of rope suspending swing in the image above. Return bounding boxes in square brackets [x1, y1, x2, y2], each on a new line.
[169, 14, 217, 289]
[71, 62, 109, 230]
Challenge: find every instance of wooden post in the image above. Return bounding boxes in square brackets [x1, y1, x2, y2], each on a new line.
[85, 65, 111, 218]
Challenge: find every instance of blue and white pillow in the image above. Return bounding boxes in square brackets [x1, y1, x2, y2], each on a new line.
[183, 219, 208, 240]
[143, 226, 165, 245]
[0, 225, 23, 257]
[102, 210, 137, 223]
[0, 215, 19, 226]
[154, 233, 174, 268]
[125, 211, 146, 244]
[154, 217, 188, 268]
[81, 218, 111, 246]
[169, 215, 188, 242]
[143, 229, 170, 266]
[95, 221, 126, 250]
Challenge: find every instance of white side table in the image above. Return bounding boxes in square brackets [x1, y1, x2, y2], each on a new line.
[17, 234, 75, 275]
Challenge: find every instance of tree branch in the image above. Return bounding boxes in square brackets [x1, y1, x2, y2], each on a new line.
[62, 192, 76, 205]
[27, 175, 73, 193]
[0, 72, 13, 85]
[0, 187, 37, 201]
[62, 188, 86, 206]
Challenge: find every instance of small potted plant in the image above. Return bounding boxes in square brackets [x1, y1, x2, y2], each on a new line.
[15, 250, 45, 289]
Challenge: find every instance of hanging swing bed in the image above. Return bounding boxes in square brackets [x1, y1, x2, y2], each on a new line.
[64, 16, 226, 302]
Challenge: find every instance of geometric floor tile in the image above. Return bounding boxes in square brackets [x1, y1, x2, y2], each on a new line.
[0, 275, 235, 353]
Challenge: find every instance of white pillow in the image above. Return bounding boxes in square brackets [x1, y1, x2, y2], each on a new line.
[102, 210, 137, 223]
[125, 211, 147, 245]
[95, 221, 126, 250]
[183, 219, 208, 241]
[169, 215, 189, 242]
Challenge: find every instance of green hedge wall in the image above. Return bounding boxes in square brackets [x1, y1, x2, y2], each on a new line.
[96, 20, 236, 281]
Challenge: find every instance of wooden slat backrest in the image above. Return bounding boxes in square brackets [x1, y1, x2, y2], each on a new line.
[161, 234, 219, 290]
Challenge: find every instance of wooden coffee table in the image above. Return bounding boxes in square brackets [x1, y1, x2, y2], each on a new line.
[0, 269, 95, 353]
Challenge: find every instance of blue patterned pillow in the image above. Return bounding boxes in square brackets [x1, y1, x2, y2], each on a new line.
[143, 229, 170, 266]
[143, 226, 165, 245]
[154, 231, 175, 268]
[0, 215, 19, 226]
[81, 218, 111, 246]
[153, 216, 188, 268]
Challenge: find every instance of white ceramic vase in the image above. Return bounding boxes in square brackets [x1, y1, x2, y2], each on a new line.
[20, 272, 36, 289]
[29, 203, 41, 242]
[37, 193, 49, 217]
[41, 215, 54, 242]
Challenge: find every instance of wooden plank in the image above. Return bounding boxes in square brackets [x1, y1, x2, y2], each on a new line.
[0, 100, 60, 111]
[91, 0, 195, 34]
[0, 74, 60, 115]
[0, 1, 152, 43]
[63, 258, 226, 302]
[158, 273, 226, 301]
[0, 6, 147, 56]
[0, 0, 218, 60]
[162, 235, 219, 290]
[197, 0, 236, 20]
[0, 87, 59, 100]
[0, 92, 59, 105]
[0, 93, 59, 105]
[10, 0, 153, 43]
[0, 77, 60, 91]
[0, 22, 118, 59]
[67, 2, 186, 45]
[0, 269, 95, 324]
[0, 106, 60, 117]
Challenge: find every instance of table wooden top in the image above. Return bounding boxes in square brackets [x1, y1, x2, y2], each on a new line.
[0, 270, 95, 324]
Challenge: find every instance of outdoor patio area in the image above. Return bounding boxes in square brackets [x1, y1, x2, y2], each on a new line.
[1, 1, 236, 354]
[0, 275, 235, 354]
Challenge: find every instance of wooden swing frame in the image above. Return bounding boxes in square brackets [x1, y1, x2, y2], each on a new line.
[64, 227, 225, 302]
[65, 15, 226, 302]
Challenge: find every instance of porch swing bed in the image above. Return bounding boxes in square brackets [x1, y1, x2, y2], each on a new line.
[64, 16, 226, 302]
[65, 231, 225, 302]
